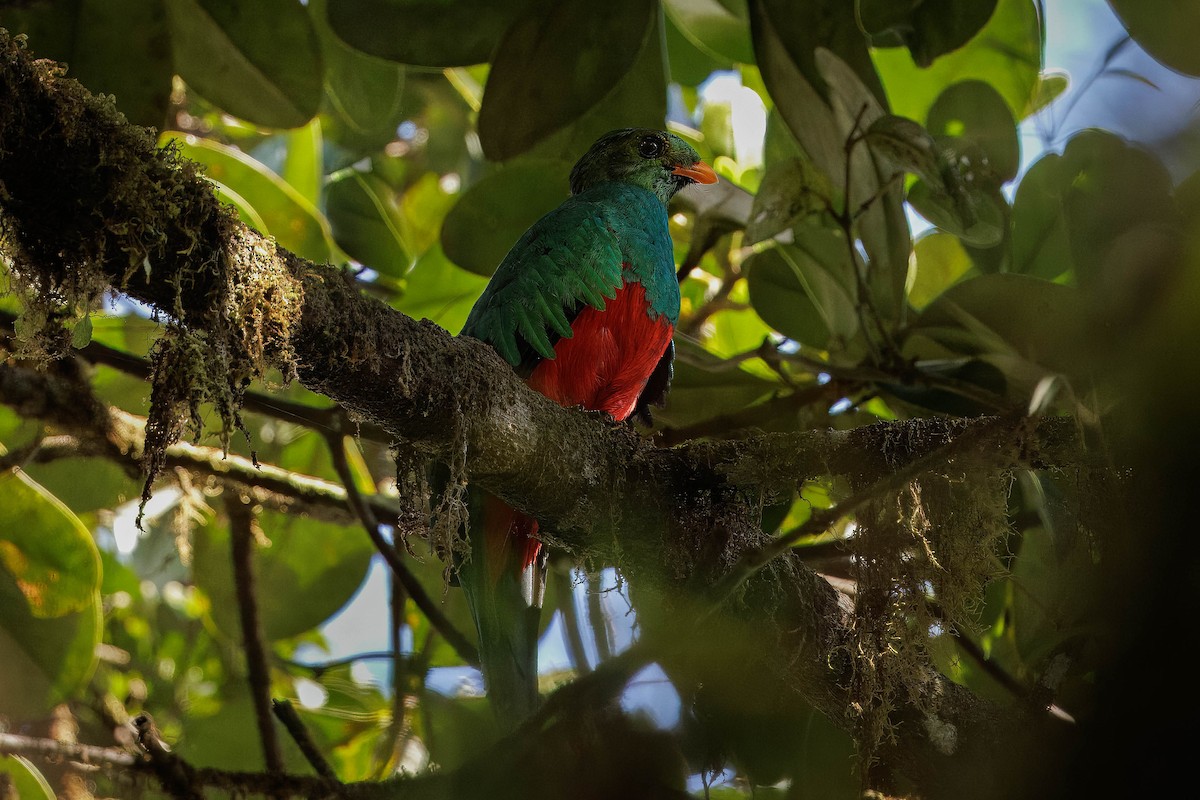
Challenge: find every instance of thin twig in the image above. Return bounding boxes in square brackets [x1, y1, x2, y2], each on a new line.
[271, 699, 340, 782]
[228, 500, 286, 776]
[556, 569, 592, 673]
[587, 576, 613, 663]
[376, 570, 418, 776]
[0, 731, 139, 768]
[277, 651, 403, 675]
[325, 433, 480, 666]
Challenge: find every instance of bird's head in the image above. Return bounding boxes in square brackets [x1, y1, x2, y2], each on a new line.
[568, 128, 717, 204]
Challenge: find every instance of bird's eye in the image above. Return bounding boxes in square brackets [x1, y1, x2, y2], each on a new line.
[637, 136, 664, 159]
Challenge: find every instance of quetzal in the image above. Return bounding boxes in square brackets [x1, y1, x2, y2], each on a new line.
[456, 128, 716, 726]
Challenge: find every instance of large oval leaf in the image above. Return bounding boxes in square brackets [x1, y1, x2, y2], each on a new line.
[0, 471, 100, 618]
[874, 0, 1041, 123]
[393, 246, 489, 335]
[441, 160, 571, 276]
[326, 0, 533, 67]
[858, 0, 998, 67]
[1010, 152, 1071, 280]
[1109, 0, 1200, 77]
[1, 0, 171, 129]
[477, 0, 656, 160]
[1012, 131, 1176, 284]
[164, 133, 335, 263]
[927, 79, 1019, 183]
[745, 238, 859, 351]
[192, 508, 374, 642]
[310, 0, 408, 150]
[909, 273, 1085, 375]
[325, 171, 412, 278]
[166, 0, 323, 129]
[664, 0, 754, 64]
[0, 472, 101, 718]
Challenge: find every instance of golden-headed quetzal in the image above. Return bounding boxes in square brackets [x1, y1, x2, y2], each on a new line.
[456, 128, 716, 726]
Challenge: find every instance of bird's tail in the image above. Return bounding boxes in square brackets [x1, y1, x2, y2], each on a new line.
[460, 493, 545, 727]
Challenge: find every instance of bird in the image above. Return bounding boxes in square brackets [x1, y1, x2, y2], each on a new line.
[452, 128, 717, 726]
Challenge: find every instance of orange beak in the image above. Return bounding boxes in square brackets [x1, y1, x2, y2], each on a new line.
[672, 160, 718, 185]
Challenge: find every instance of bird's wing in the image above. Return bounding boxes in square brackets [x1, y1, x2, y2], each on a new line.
[462, 196, 626, 377]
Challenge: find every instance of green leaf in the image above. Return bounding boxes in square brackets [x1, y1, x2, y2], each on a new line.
[393, 245, 489, 335]
[874, 0, 1041, 124]
[784, 225, 860, 343]
[0, 473, 101, 718]
[749, 1, 848, 182]
[908, 273, 1085, 376]
[192, 509, 374, 641]
[1012, 131, 1176, 285]
[747, 157, 834, 243]
[664, 0, 754, 64]
[23, 458, 142, 516]
[0, 471, 101, 618]
[755, 0, 886, 105]
[0, 755, 56, 800]
[71, 314, 93, 349]
[746, 247, 831, 348]
[325, 171, 412, 278]
[858, 0, 998, 66]
[864, 114, 942, 185]
[1024, 69, 1069, 117]
[745, 232, 860, 351]
[309, 0, 408, 151]
[927, 79, 1019, 183]
[398, 172, 462, 258]
[0, 575, 100, 719]
[325, 0, 534, 67]
[909, 231, 973, 309]
[1009, 152, 1071, 280]
[166, 0, 323, 129]
[1108, 0, 1200, 77]
[477, 0, 657, 160]
[440, 160, 571, 276]
[1058, 131, 1176, 293]
[665, 12, 731, 85]
[0, 0, 172, 129]
[908, 177, 1005, 247]
[814, 48, 911, 324]
[282, 120, 324, 205]
[164, 133, 335, 263]
[1011, 483, 1101, 666]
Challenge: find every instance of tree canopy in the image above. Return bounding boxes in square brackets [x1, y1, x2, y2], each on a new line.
[0, 1, 1197, 798]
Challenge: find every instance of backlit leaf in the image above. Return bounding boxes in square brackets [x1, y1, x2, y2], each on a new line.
[166, 0, 323, 129]
[477, 0, 656, 160]
[326, 0, 534, 67]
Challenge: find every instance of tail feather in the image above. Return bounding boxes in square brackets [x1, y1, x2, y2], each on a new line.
[461, 492, 546, 727]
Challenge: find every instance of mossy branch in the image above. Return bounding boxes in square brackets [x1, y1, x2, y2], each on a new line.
[0, 31, 1094, 799]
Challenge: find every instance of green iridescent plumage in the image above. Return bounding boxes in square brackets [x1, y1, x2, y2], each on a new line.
[455, 128, 713, 728]
[462, 128, 702, 371]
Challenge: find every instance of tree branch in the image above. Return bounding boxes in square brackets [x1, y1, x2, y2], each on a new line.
[0, 356, 401, 524]
[326, 433, 480, 666]
[228, 501, 286, 776]
[0, 33, 1101, 797]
